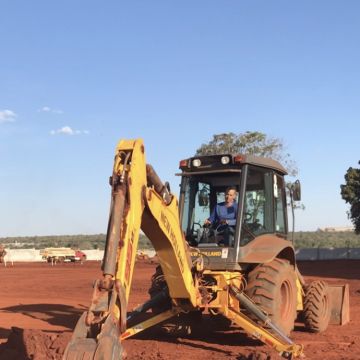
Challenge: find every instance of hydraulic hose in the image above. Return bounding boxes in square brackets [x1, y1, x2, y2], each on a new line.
[102, 151, 131, 278]
[102, 182, 127, 278]
[146, 164, 172, 205]
[229, 285, 294, 345]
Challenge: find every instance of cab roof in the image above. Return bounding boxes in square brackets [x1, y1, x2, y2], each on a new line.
[178, 153, 287, 175]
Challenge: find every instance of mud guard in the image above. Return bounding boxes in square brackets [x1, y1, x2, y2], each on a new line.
[328, 284, 350, 325]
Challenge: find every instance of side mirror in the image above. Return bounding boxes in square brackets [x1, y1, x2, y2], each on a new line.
[292, 180, 301, 201]
[198, 188, 209, 207]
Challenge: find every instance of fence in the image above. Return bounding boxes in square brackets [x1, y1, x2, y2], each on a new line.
[2, 248, 360, 263]
[296, 247, 360, 260]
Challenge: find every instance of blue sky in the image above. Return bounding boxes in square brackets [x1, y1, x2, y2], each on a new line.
[1, 1, 359, 237]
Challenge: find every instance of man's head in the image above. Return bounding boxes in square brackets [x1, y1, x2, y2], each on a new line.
[225, 186, 237, 204]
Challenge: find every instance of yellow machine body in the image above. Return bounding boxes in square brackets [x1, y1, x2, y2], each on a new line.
[63, 138, 349, 360]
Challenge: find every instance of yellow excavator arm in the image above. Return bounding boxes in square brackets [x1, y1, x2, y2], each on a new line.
[112, 139, 199, 306]
[63, 138, 304, 360]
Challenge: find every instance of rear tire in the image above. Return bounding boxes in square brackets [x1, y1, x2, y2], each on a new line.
[303, 280, 331, 333]
[245, 258, 297, 336]
[148, 265, 171, 314]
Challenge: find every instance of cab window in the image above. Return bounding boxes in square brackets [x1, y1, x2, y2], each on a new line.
[241, 167, 274, 244]
[180, 173, 241, 247]
[274, 174, 286, 233]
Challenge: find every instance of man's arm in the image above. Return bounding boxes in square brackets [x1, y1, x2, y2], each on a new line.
[205, 205, 218, 225]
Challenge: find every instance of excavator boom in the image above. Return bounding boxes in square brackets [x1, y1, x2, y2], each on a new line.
[63, 139, 201, 360]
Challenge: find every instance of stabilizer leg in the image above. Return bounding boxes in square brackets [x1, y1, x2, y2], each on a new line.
[225, 285, 304, 359]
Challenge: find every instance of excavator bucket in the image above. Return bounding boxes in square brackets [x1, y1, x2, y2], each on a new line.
[328, 284, 350, 325]
[62, 312, 123, 360]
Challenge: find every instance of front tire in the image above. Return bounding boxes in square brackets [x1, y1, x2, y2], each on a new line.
[303, 280, 331, 333]
[245, 258, 297, 336]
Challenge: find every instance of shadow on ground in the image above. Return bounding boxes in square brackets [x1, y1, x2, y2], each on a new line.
[1, 303, 85, 330]
[130, 313, 263, 349]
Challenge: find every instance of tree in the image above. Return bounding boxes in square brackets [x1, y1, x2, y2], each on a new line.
[340, 162, 360, 234]
[196, 131, 298, 176]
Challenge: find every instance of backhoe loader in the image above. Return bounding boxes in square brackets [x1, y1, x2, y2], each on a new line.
[63, 138, 349, 360]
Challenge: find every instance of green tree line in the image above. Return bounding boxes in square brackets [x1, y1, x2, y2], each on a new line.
[1, 231, 359, 250]
[293, 231, 360, 248]
[0, 233, 153, 250]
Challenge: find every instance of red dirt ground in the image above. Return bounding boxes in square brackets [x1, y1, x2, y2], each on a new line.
[0, 260, 359, 360]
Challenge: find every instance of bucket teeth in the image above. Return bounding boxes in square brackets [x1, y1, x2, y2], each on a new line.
[63, 337, 123, 360]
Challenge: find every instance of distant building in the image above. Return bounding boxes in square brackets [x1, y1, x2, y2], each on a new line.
[317, 226, 354, 232]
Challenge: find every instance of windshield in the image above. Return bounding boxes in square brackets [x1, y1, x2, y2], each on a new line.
[180, 172, 241, 247]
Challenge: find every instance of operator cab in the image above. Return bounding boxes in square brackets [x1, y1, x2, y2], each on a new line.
[178, 154, 291, 270]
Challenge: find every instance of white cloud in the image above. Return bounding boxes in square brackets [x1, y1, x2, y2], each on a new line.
[38, 106, 63, 114]
[0, 109, 17, 123]
[50, 126, 89, 136]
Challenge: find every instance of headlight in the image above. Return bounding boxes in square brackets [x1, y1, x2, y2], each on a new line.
[221, 156, 230, 165]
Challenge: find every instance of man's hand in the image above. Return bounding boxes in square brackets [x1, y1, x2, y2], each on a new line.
[204, 219, 211, 226]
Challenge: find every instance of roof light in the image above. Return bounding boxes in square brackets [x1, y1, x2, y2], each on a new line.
[221, 156, 230, 165]
[234, 155, 245, 163]
[179, 159, 188, 169]
[192, 159, 201, 167]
